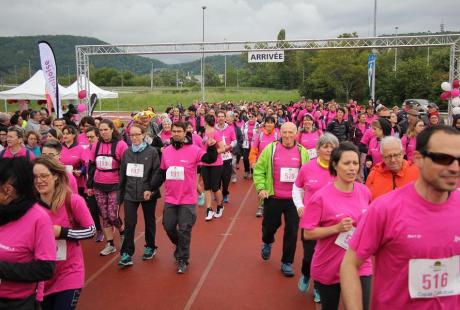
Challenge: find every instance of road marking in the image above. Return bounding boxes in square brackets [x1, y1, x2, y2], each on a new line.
[85, 216, 162, 286]
[184, 183, 254, 310]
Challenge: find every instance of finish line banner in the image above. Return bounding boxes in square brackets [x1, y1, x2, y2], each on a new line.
[248, 51, 284, 63]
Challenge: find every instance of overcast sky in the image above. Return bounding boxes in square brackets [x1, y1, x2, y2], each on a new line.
[0, 0, 458, 64]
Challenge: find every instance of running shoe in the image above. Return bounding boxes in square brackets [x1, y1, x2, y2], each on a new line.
[223, 196, 229, 203]
[313, 288, 321, 303]
[256, 206, 264, 217]
[214, 205, 224, 218]
[281, 263, 295, 277]
[198, 193, 205, 206]
[231, 176, 237, 183]
[118, 253, 133, 267]
[244, 172, 249, 179]
[205, 208, 215, 221]
[95, 231, 104, 242]
[177, 260, 188, 274]
[298, 275, 310, 293]
[142, 247, 157, 260]
[100, 244, 116, 256]
[261, 243, 272, 260]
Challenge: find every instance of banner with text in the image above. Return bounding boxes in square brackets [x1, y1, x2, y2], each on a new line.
[38, 41, 61, 118]
[248, 51, 284, 63]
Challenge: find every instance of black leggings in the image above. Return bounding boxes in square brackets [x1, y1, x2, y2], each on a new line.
[42, 289, 82, 310]
[201, 165, 223, 192]
[242, 148, 250, 173]
[300, 229, 316, 278]
[86, 194, 102, 232]
[220, 159, 232, 196]
[314, 276, 372, 310]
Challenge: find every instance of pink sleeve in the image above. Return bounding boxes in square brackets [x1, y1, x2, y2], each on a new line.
[349, 202, 387, 260]
[116, 140, 128, 161]
[67, 173, 78, 193]
[294, 165, 306, 188]
[71, 194, 94, 227]
[300, 194, 323, 229]
[230, 128, 236, 142]
[215, 130, 223, 143]
[401, 136, 407, 154]
[34, 210, 56, 261]
[160, 152, 166, 170]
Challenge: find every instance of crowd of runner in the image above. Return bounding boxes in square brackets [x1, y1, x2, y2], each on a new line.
[0, 97, 460, 309]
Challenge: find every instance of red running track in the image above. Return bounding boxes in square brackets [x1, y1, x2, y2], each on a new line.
[78, 166, 320, 310]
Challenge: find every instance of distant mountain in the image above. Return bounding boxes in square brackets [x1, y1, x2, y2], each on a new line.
[0, 35, 168, 77]
[170, 54, 245, 75]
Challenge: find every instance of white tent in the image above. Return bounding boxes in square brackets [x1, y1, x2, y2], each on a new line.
[0, 70, 70, 100]
[63, 76, 118, 100]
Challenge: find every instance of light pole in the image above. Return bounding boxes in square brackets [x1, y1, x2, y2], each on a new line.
[373, 0, 377, 37]
[224, 38, 227, 88]
[201, 5, 206, 102]
[394, 26, 398, 75]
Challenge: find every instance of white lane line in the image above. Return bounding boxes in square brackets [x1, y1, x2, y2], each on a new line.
[184, 183, 254, 310]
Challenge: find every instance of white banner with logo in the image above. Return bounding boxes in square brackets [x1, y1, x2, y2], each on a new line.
[248, 51, 284, 63]
[39, 41, 61, 118]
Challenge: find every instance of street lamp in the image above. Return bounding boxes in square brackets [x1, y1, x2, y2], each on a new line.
[201, 6, 206, 103]
[394, 26, 398, 74]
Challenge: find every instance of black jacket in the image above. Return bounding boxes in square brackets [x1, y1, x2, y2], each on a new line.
[118, 145, 161, 203]
[326, 119, 351, 142]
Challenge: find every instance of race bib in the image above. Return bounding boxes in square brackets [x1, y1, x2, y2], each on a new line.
[307, 148, 318, 159]
[222, 151, 232, 161]
[409, 256, 460, 298]
[243, 140, 249, 148]
[166, 166, 185, 181]
[280, 167, 299, 182]
[56, 240, 67, 261]
[335, 227, 355, 250]
[126, 163, 144, 178]
[96, 156, 113, 170]
[65, 165, 74, 173]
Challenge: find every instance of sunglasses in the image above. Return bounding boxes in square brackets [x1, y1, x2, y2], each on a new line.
[421, 151, 460, 166]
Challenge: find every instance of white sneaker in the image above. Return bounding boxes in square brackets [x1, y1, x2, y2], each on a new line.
[214, 206, 224, 218]
[205, 208, 214, 221]
[100, 244, 116, 256]
[231, 176, 237, 183]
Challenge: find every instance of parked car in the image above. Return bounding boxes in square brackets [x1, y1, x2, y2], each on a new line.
[403, 99, 438, 113]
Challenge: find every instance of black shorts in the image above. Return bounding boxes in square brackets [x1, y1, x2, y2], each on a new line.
[201, 165, 223, 192]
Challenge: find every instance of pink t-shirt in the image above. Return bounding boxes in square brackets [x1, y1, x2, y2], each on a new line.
[273, 144, 303, 199]
[252, 129, 280, 154]
[0, 204, 55, 299]
[160, 144, 206, 205]
[242, 121, 258, 148]
[295, 159, 334, 206]
[216, 124, 236, 149]
[201, 129, 223, 166]
[297, 130, 321, 150]
[67, 172, 78, 193]
[350, 183, 460, 310]
[61, 143, 88, 188]
[301, 182, 373, 285]
[368, 137, 383, 164]
[77, 133, 90, 149]
[401, 135, 417, 162]
[160, 130, 172, 145]
[191, 133, 202, 147]
[1, 146, 35, 160]
[365, 114, 377, 124]
[43, 194, 94, 296]
[89, 140, 128, 185]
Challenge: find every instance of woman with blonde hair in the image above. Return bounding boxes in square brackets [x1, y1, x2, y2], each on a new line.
[33, 156, 95, 309]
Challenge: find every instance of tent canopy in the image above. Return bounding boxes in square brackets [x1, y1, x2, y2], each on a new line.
[63, 76, 118, 100]
[0, 70, 70, 100]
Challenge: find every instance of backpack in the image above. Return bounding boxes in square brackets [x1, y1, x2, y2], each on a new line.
[94, 140, 119, 172]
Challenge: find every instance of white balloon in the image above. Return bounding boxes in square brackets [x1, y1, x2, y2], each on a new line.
[441, 82, 452, 92]
[452, 97, 460, 107]
[453, 106, 460, 115]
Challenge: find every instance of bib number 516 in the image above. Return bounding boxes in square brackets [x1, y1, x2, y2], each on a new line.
[422, 273, 448, 290]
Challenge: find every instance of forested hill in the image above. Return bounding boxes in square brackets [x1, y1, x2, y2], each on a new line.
[0, 35, 168, 76]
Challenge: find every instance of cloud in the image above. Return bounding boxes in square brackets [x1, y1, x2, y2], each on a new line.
[0, 0, 458, 63]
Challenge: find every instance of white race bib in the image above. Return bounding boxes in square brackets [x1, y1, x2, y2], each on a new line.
[96, 156, 113, 170]
[65, 165, 74, 173]
[243, 140, 249, 149]
[56, 240, 67, 261]
[222, 151, 232, 161]
[408, 256, 460, 298]
[335, 227, 355, 250]
[166, 166, 185, 181]
[126, 163, 144, 178]
[280, 167, 299, 183]
[307, 148, 318, 159]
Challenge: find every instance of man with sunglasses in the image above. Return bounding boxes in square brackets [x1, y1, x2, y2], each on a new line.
[366, 136, 419, 200]
[341, 125, 460, 309]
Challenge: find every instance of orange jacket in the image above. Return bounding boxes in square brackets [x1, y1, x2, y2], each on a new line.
[366, 160, 419, 200]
